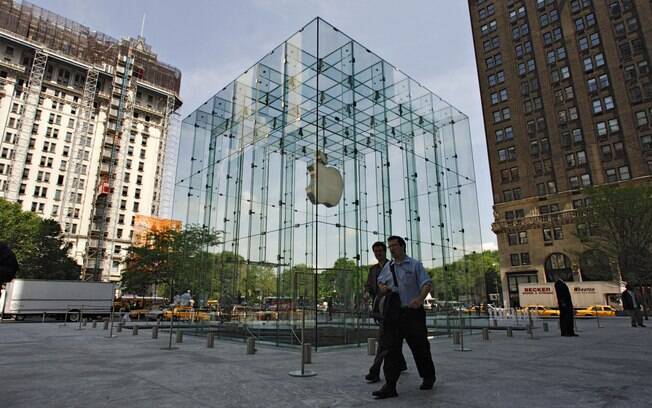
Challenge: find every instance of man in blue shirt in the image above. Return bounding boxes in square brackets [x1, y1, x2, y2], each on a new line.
[372, 235, 436, 399]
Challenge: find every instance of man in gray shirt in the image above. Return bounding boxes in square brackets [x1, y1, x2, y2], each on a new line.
[372, 236, 436, 399]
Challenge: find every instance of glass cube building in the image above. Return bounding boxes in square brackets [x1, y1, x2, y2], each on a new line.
[173, 18, 484, 346]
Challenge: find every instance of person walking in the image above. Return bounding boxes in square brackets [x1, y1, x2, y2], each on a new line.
[373, 236, 436, 399]
[622, 283, 646, 327]
[364, 241, 406, 383]
[554, 277, 577, 337]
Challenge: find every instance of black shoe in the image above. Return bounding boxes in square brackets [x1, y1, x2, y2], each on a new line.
[372, 385, 398, 399]
[400, 365, 408, 372]
[365, 373, 380, 383]
[420, 376, 436, 390]
[639, 324, 646, 327]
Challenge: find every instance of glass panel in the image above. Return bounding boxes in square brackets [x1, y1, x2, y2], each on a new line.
[172, 18, 484, 347]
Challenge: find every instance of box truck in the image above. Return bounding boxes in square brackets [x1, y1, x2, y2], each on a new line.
[0, 279, 114, 321]
[518, 281, 623, 309]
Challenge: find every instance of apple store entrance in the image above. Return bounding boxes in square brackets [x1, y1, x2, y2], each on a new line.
[172, 18, 485, 348]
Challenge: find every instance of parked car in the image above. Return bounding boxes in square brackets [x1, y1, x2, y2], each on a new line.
[575, 305, 617, 317]
[145, 306, 165, 321]
[522, 305, 560, 317]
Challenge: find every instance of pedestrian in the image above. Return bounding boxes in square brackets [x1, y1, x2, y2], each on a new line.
[373, 236, 436, 399]
[622, 283, 646, 327]
[364, 241, 406, 384]
[554, 277, 577, 337]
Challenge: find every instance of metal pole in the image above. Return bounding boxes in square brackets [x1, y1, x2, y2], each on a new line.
[107, 299, 116, 338]
[77, 306, 84, 330]
[595, 304, 601, 328]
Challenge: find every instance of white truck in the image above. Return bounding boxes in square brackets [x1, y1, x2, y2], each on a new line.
[518, 281, 623, 309]
[0, 279, 115, 321]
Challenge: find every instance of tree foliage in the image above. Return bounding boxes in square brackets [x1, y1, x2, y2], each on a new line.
[575, 184, 652, 285]
[0, 199, 80, 281]
[427, 250, 498, 304]
[121, 225, 222, 299]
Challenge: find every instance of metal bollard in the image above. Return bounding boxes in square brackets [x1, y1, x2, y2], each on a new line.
[367, 338, 377, 356]
[543, 322, 549, 332]
[82, 318, 87, 327]
[527, 324, 534, 339]
[132, 326, 139, 336]
[176, 330, 183, 344]
[117, 322, 123, 333]
[507, 327, 513, 337]
[92, 320, 97, 329]
[482, 327, 489, 341]
[152, 325, 159, 339]
[42, 312, 46, 323]
[103, 320, 109, 330]
[453, 331, 461, 345]
[302, 343, 312, 364]
[207, 332, 215, 348]
[246, 337, 256, 354]
[492, 319, 498, 327]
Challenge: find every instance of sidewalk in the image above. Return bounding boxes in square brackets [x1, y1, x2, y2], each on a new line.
[0, 318, 650, 408]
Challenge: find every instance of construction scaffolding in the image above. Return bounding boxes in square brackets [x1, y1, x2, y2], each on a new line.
[0, 0, 180, 94]
[4, 48, 46, 201]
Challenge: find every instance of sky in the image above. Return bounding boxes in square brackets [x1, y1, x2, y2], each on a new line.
[31, 0, 498, 250]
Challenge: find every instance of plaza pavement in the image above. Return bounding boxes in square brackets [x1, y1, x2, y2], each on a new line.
[0, 317, 650, 408]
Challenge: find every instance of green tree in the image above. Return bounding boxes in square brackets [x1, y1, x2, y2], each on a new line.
[575, 184, 652, 285]
[0, 200, 80, 280]
[427, 250, 497, 304]
[0, 199, 41, 266]
[19, 219, 80, 280]
[121, 225, 222, 301]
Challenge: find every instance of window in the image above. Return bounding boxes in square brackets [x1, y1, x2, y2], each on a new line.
[601, 145, 613, 161]
[553, 226, 564, 240]
[619, 166, 631, 180]
[519, 231, 528, 245]
[521, 253, 531, 265]
[569, 177, 579, 190]
[508, 233, 518, 246]
[604, 96, 615, 111]
[511, 254, 521, 266]
[592, 99, 603, 114]
[511, 166, 519, 181]
[580, 173, 592, 187]
[605, 168, 617, 182]
[537, 183, 547, 196]
[543, 228, 553, 242]
[577, 150, 587, 165]
[596, 122, 607, 137]
[595, 53, 605, 68]
[635, 111, 648, 127]
[608, 118, 620, 133]
[566, 153, 576, 168]
[642, 135, 652, 151]
[501, 169, 510, 183]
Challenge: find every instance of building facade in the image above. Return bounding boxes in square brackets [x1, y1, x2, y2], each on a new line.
[468, 0, 652, 307]
[0, 1, 181, 281]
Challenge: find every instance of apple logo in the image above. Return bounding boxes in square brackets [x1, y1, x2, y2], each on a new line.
[306, 150, 344, 207]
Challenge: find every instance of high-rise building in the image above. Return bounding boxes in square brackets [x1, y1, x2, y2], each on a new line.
[0, 1, 181, 281]
[469, 0, 652, 307]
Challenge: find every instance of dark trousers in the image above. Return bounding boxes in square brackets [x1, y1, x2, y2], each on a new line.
[368, 325, 406, 378]
[382, 307, 435, 388]
[627, 309, 643, 326]
[559, 306, 575, 336]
